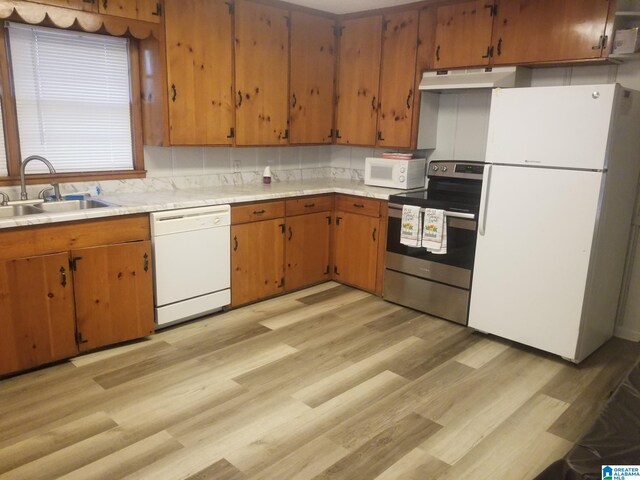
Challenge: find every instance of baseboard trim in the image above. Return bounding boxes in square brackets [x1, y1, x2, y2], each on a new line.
[614, 325, 640, 342]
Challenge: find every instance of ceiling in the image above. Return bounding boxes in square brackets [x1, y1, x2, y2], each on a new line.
[285, 0, 421, 14]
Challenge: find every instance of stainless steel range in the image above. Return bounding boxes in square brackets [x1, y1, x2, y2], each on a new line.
[384, 161, 485, 325]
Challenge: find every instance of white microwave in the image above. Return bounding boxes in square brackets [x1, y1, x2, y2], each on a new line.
[364, 157, 426, 189]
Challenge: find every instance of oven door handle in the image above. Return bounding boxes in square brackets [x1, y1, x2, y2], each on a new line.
[388, 205, 475, 220]
[478, 164, 492, 236]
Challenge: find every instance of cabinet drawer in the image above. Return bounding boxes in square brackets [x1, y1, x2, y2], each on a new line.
[232, 201, 286, 224]
[335, 195, 380, 217]
[286, 195, 333, 216]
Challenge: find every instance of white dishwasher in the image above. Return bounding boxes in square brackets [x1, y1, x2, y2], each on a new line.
[151, 205, 230, 328]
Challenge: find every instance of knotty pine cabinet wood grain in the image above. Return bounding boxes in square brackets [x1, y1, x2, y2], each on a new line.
[333, 210, 380, 293]
[231, 217, 286, 306]
[285, 211, 332, 292]
[99, 0, 161, 23]
[491, 0, 611, 65]
[433, 0, 495, 69]
[335, 15, 383, 146]
[72, 241, 155, 352]
[234, 0, 289, 146]
[377, 10, 420, 149]
[289, 11, 336, 145]
[0, 253, 78, 376]
[164, 0, 234, 145]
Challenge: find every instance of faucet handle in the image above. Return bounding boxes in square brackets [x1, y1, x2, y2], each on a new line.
[0, 191, 9, 206]
[38, 187, 53, 200]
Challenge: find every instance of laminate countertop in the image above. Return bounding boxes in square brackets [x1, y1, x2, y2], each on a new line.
[0, 178, 408, 230]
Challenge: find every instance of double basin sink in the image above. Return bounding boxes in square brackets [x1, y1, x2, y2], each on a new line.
[0, 199, 115, 219]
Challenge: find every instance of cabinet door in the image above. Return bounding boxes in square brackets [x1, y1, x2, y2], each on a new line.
[286, 212, 332, 292]
[25, 0, 98, 12]
[72, 241, 154, 352]
[231, 218, 285, 306]
[100, 0, 161, 23]
[235, 0, 289, 145]
[165, 0, 234, 145]
[290, 12, 336, 145]
[491, 0, 610, 65]
[433, 0, 495, 69]
[333, 211, 380, 293]
[335, 16, 382, 146]
[0, 253, 77, 376]
[377, 10, 419, 149]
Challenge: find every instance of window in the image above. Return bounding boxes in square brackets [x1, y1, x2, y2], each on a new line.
[6, 22, 135, 174]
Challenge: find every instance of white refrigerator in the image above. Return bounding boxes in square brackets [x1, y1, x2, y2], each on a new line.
[469, 84, 640, 362]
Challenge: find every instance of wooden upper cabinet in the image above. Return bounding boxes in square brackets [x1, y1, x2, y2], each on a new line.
[491, 0, 611, 65]
[377, 10, 420, 149]
[335, 15, 382, 146]
[0, 253, 78, 376]
[72, 241, 155, 352]
[99, 0, 161, 23]
[164, 0, 234, 145]
[235, 0, 290, 146]
[433, 0, 495, 69]
[290, 12, 336, 145]
[25, 0, 98, 12]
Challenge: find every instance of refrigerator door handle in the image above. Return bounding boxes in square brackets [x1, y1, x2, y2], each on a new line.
[478, 164, 493, 236]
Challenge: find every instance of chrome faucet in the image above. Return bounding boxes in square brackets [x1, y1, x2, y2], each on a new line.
[0, 191, 9, 206]
[20, 155, 62, 201]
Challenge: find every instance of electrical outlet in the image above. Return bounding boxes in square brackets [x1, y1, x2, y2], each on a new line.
[233, 160, 241, 173]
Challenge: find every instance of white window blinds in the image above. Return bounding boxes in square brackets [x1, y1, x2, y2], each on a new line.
[7, 22, 134, 174]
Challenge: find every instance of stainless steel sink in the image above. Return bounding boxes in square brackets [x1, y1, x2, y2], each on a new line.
[0, 204, 43, 218]
[35, 199, 115, 213]
[0, 198, 116, 218]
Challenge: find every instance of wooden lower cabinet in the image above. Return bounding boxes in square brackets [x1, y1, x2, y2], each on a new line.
[285, 212, 332, 292]
[72, 241, 155, 352]
[333, 210, 380, 293]
[0, 253, 78, 376]
[231, 218, 285, 306]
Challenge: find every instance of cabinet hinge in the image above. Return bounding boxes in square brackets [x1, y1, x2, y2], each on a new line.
[82, 0, 94, 4]
[332, 25, 344, 37]
[482, 45, 494, 59]
[76, 331, 88, 345]
[152, 2, 162, 16]
[282, 129, 289, 140]
[335, 129, 342, 139]
[336, 216, 342, 225]
[279, 223, 286, 234]
[484, 3, 497, 16]
[227, 127, 235, 139]
[324, 265, 330, 275]
[284, 16, 291, 28]
[278, 277, 285, 288]
[382, 20, 390, 32]
[326, 215, 332, 225]
[226, 1, 235, 15]
[69, 256, 83, 272]
[334, 266, 339, 275]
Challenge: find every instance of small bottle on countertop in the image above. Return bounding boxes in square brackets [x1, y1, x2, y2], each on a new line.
[263, 165, 272, 185]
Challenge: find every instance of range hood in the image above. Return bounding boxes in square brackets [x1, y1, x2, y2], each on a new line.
[419, 66, 531, 92]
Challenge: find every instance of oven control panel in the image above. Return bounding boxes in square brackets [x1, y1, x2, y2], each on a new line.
[429, 161, 485, 180]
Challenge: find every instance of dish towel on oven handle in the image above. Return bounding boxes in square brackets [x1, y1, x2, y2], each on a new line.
[400, 205, 422, 247]
[422, 208, 447, 254]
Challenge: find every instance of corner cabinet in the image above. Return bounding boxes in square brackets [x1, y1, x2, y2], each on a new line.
[289, 12, 336, 145]
[235, 0, 290, 146]
[164, 0, 235, 145]
[0, 215, 155, 377]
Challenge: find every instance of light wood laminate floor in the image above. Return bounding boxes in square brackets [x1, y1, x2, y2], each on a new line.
[1, 282, 638, 480]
